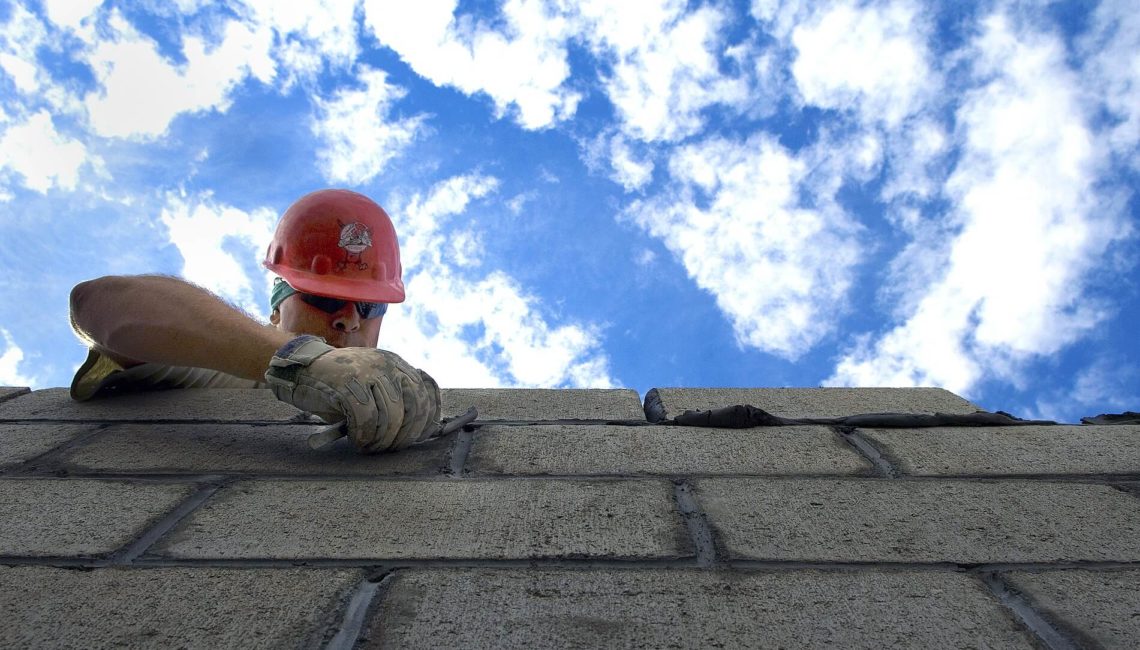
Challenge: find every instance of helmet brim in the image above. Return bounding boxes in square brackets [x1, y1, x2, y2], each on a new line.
[267, 264, 406, 304]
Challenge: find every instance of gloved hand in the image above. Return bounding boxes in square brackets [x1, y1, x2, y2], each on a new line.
[264, 335, 442, 453]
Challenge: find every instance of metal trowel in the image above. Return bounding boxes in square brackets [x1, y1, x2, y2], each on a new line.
[307, 406, 479, 450]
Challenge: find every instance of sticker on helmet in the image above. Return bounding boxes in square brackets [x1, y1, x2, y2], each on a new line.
[337, 221, 373, 270]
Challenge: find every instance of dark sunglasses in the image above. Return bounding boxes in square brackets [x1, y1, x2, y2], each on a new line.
[299, 292, 388, 319]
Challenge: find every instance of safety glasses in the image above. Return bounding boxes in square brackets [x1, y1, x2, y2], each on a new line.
[299, 292, 388, 319]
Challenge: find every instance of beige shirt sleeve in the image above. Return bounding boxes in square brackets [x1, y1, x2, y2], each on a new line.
[70, 348, 267, 401]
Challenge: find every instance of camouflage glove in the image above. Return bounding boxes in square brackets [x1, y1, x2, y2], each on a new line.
[264, 335, 442, 453]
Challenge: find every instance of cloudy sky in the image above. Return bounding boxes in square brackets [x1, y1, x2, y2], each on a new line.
[1, 0, 1136, 423]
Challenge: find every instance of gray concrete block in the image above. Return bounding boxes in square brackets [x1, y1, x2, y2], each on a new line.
[0, 478, 195, 556]
[155, 479, 685, 560]
[863, 425, 1140, 476]
[1004, 569, 1140, 649]
[0, 387, 29, 404]
[58, 422, 451, 475]
[365, 568, 1034, 649]
[0, 566, 360, 649]
[468, 424, 872, 476]
[647, 387, 981, 421]
[443, 388, 644, 421]
[0, 387, 311, 422]
[0, 423, 95, 467]
[696, 478, 1140, 563]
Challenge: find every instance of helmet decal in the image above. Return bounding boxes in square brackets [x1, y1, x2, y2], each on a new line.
[337, 220, 373, 271]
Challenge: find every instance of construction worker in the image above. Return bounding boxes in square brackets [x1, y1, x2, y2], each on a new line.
[69, 189, 441, 453]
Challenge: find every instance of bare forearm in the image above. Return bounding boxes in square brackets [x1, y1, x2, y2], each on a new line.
[70, 275, 293, 381]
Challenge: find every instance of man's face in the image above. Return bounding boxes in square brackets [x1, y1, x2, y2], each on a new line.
[272, 294, 383, 348]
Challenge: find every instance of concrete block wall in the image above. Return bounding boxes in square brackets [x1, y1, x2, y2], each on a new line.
[1, 386, 1138, 648]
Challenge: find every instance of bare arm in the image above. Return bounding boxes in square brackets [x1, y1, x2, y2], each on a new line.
[70, 275, 293, 382]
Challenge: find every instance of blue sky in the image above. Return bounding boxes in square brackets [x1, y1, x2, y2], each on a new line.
[0, 0, 1137, 423]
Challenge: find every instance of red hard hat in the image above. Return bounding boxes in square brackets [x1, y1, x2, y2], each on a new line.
[263, 189, 405, 303]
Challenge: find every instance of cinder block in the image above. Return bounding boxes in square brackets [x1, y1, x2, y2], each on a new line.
[365, 568, 1035, 649]
[0, 478, 195, 556]
[442, 388, 645, 421]
[863, 426, 1140, 476]
[0, 423, 95, 467]
[646, 387, 980, 421]
[0, 387, 29, 404]
[59, 423, 452, 475]
[695, 478, 1140, 563]
[154, 479, 686, 560]
[0, 388, 310, 422]
[468, 424, 872, 476]
[1004, 569, 1140, 649]
[0, 566, 360, 649]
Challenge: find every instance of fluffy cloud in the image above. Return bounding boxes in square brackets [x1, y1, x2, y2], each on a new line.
[0, 329, 35, 387]
[363, 0, 580, 129]
[363, 0, 756, 139]
[380, 174, 616, 388]
[68, 0, 382, 141]
[0, 3, 85, 118]
[312, 66, 426, 185]
[1079, 0, 1140, 170]
[236, 0, 360, 81]
[159, 193, 278, 317]
[625, 133, 862, 358]
[0, 111, 95, 193]
[0, 4, 47, 95]
[574, 0, 752, 142]
[41, 0, 102, 31]
[1029, 358, 1139, 423]
[1072, 360, 1138, 412]
[84, 10, 275, 138]
[788, 0, 933, 126]
[607, 135, 655, 191]
[828, 13, 1130, 393]
[580, 132, 655, 191]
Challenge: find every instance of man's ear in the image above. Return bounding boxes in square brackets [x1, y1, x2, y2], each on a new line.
[269, 309, 280, 326]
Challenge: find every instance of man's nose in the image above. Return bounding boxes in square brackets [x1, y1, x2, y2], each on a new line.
[332, 303, 361, 332]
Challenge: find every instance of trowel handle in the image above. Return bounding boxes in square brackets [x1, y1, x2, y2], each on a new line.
[306, 406, 479, 450]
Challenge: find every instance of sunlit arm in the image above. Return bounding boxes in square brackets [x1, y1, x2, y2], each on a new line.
[69, 275, 293, 382]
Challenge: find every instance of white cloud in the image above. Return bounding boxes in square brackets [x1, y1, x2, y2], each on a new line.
[789, 0, 933, 126]
[608, 135, 654, 191]
[363, 0, 580, 129]
[159, 193, 278, 317]
[380, 174, 616, 388]
[1072, 359, 1138, 410]
[505, 192, 535, 215]
[761, 0, 946, 204]
[634, 248, 656, 267]
[83, 10, 275, 138]
[312, 66, 426, 185]
[0, 328, 35, 386]
[1030, 357, 1139, 423]
[828, 14, 1131, 393]
[0, 4, 49, 95]
[881, 117, 949, 200]
[625, 133, 862, 359]
[0, 4, 87, 119]
[574, 0, 752, 142]
[581, 130, 655, 191]
[749, 0, 782, 23]
[42, 0, 102, 31]
[447, 228, 483, 268]
[236, 0, 360, 81]
[0, 111, 95, 192]
[1080, 0, 1140, 170]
